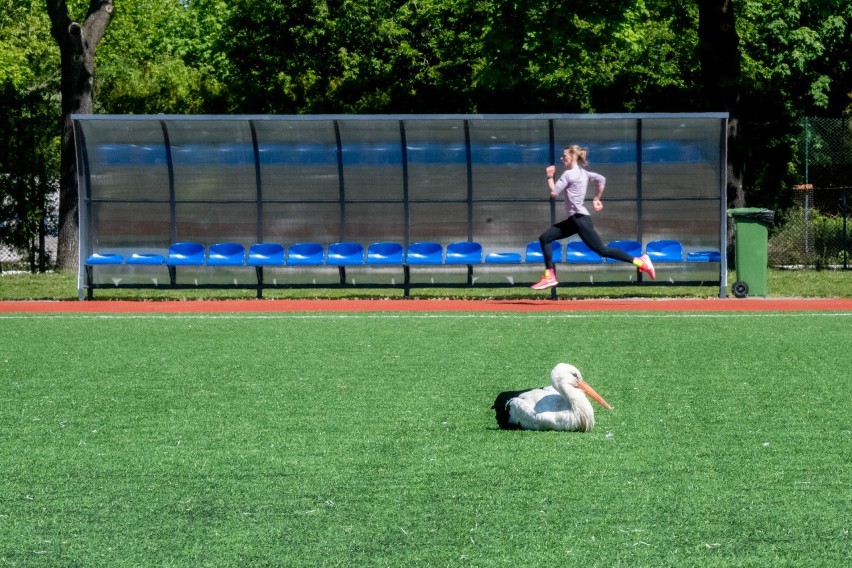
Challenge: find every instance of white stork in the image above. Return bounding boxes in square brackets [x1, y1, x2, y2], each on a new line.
[493, 363, 613, 432]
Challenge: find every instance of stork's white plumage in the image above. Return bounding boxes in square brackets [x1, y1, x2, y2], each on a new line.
[493, 363, 613, 432]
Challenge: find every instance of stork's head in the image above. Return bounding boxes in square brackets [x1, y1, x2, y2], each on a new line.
[551, 363, 613, 410]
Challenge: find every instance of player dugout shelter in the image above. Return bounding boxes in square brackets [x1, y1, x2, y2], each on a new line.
[73, 113, 728, 299]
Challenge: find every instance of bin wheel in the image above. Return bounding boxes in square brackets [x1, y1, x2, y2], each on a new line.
[732, 281, 749, 298]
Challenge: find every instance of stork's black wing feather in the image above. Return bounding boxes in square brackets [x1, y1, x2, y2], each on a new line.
[492, 389, 532, 430]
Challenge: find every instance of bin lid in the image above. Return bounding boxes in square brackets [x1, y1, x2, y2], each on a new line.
[727, 207, 775, 226]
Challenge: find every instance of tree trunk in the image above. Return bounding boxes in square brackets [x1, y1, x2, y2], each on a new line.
[697, 0, 745, 208]
[47, 0, 114, 270]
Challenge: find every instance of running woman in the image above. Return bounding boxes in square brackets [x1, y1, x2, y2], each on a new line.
[531, 145, 655, 290]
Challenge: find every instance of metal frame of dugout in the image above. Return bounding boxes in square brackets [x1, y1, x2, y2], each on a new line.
[73, 113, 729, 300]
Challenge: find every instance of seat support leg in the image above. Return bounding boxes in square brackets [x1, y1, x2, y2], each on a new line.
[85, 266, 94, 300]
[255, 266, 264, 298]
[403, 265, 411, 297]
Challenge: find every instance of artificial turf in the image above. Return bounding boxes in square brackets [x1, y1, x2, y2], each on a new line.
[1, 311, 850, 567]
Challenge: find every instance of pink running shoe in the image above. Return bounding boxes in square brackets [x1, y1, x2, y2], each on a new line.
[639, 254, 656, 280]
[531, 270, 559, 290]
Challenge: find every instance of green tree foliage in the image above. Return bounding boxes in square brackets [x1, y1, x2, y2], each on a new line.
[221, 0, 484, 113]
[731, 0, 852, 207]
[472, 0, 699, 112]
[0, 1, 59, 270]
[601, 1, 700, 111]
[94, 0, 231, 114]
[0, 1, 56, 89]
[3, 0, 852, 272]
[739, 0, 852, 115]
[221, 0, 330, 112]
[0, 91, 58, 271]
[322, 0, 482, 112]
[220, 0, 701, 115]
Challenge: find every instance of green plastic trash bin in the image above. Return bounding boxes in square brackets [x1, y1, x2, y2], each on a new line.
[727, 208, 775, 298]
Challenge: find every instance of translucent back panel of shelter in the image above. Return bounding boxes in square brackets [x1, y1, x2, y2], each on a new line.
[641, 200, 720, 246]
[405, 118, 469, 201]
[79, 119, 170, 202]
[473, 201, 553, 254]
[640, 118, 721, 200]
[404, 118, 470, 243]
[254, 119, 341, 243]
[164, 120, 259, 244]
[584, 201, 641, 242]
[174, 202, 259, 245]
[468, 119, 551, 251]
[552, 119, 639, 201]
[255, 119, 339, 202]
[90, 202, 172, 249]
[409, 202, 470, 243]
[344, 203, 406, 243]
[263, 202, 340, 244]
[338, 119, 404, 202]
[640, 118, 722, 247]
[78, 120, 171, 250]
[469, 119, 550, 201]
[166, 119, 256, 202]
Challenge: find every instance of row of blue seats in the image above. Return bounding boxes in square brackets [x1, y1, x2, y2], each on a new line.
[86, 240, 720, 268]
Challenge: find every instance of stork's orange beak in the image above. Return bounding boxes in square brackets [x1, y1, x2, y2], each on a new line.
[577, 379, 613, 410]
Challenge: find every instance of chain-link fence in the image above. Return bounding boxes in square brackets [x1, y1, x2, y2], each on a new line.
[0, 237, 57, 273]
[769, 117, 851, 268]
[0, 190, 58, 274]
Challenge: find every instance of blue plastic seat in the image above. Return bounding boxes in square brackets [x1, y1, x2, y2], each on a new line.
[86, 253, 124, 265]
[287, 242, 325, 265]
[687, 250, 722, 262]
[247, 243, 285, 266]
[565, 241, 603, 264]
[406, 242, 444, 265]
[327, 242, 364, 265]
[646, 239, 684, 262]
[366, 242, 404, 265]
[445, 242, 483, 264]
[126, 253, 165, 265]
[524, 241, 562, 263]
[485, 252, 522, 264]
[604, 239, 642, 263]
[167, 242, 206, 266]
[207, 242, 246, 266]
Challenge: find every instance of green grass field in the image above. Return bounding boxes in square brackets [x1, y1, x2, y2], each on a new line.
[1, 310, 850, 567]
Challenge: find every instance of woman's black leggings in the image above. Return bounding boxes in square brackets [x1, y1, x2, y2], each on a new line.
[538, 214, 635, 270]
